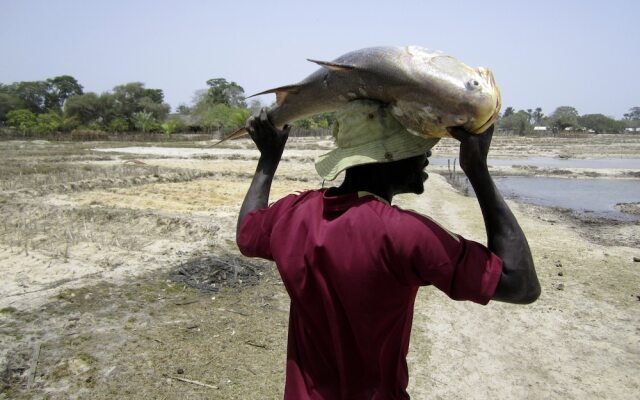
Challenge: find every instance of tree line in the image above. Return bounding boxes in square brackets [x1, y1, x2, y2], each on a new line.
[0, 75, 334, 137]
[497, 105, 640, 135]
[1, 74, 638, 136]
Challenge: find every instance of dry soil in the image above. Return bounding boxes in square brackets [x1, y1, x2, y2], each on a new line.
[1, 134, 639, 399]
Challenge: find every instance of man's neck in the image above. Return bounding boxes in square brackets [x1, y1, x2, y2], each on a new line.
[332, 177, 394, 204]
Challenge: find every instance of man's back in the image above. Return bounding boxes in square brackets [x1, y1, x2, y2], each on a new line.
[239, 189, 502, 399]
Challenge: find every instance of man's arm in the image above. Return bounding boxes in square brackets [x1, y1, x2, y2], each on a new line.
[449, 125, 540, 304]
[236, 109, 290, 243]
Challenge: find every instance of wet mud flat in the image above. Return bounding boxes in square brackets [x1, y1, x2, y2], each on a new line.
[443, 173, 639, 247]
[1, 135, 640, 399]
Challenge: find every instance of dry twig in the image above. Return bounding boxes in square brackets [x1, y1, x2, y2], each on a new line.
[27, 342, 41, 390]
[164, 374, 219, 389]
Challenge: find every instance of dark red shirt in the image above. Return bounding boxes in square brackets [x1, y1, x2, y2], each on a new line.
[238, 189, 502, 399]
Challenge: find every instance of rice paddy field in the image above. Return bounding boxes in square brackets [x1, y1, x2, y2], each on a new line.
[1, 134, 639, 399]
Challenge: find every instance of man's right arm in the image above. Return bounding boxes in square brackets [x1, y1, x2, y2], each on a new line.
[449, 125, 540, 304]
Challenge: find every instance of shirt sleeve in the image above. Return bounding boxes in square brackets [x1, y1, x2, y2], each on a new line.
[386, 209, 503, 305]
[237, 193, 301, 260]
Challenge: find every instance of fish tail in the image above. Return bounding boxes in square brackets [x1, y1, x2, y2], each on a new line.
[213, 127, 248, 146]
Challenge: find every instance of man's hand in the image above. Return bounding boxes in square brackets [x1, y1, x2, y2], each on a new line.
[448, 124, 540, 304]
[448, 125, 494, 174]
[246, 108, 290, 163]
[236, 109, 290, 245]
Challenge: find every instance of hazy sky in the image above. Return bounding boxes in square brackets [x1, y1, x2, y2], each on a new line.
[2, 0, 638, 118]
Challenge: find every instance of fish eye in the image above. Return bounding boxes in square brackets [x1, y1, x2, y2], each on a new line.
[466, 79, 481, 90]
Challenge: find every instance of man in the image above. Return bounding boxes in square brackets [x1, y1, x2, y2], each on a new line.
[236, 100, 540, 399]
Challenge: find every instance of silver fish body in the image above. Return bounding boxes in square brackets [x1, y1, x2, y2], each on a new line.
[220, 46, 501, 143]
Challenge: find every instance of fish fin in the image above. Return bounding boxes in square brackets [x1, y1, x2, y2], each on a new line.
[213, 127, 248, 146]
[247, 84, 302, 106]
[307, 59, 356, 71]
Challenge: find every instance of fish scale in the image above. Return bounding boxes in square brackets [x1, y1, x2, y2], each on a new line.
[216, 46, 501, 144]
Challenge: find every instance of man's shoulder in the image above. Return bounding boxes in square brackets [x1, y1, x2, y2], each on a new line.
[372, 204, 459, 241]
[267, 189, 324, 211]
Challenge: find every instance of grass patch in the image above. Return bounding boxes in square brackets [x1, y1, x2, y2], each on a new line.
[0, 306, 17, 314]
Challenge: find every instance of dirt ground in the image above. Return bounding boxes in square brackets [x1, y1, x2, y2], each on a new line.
[1, 134, 639, 399]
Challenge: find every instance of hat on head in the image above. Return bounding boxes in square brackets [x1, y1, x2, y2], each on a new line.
[315, 100, 440, 180]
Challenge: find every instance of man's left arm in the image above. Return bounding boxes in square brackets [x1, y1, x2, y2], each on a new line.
[236, 109, 290, 244]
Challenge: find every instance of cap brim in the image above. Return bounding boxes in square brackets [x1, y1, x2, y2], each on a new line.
[315, 132, 439, 181]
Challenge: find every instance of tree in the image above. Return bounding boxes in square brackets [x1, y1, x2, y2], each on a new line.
[132, 111, 156, 133]
[162, 117, 187, 135]
[6, 109, 37, 133]
[112, 82, 146, 121]
[142, 88, 164, 104]
[578, 114, 625, 134]
[33, 112, 62, 134]
[45, 75, 83, 111]
[502, 106, 515, 119]
[201, 104, 249, 133]
[4, 81, 49, 113]
[56, 114, 80, 132]
[548, 106, 579, 132]
[532, 107, 544, 125]
[497, 110, 532, 135]
[112, 82, 169, 124]
[138, 96, 169, 121]
[96, 92, 118, 125]
[107, 117, 130, 133]
[0, 75, 83, 117]
[64, 92, 101, 125]
[293, 112, 335, 130]
[176, 104, 191, 115]
[205, 78, 246, 107]
[623, 107, 640, 129]
[623, 106, 640, 121]
[0, 92, 25, 122]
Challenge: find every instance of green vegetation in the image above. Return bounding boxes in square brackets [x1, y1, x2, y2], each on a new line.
[0, 76, 267, 137]
[1, 74, 637, 137]
[497, 105, 639, 134]
[0, 306, 17, 314]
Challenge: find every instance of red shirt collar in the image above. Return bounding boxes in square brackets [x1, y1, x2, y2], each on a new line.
[322, 188, 389, 216]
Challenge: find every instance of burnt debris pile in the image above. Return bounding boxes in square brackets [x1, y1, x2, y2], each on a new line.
[169, 254, 268, 293]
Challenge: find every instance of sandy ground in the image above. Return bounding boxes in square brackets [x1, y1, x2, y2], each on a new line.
[1, 134, 639, 399]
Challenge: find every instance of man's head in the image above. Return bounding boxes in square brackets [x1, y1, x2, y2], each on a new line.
[343, 149, 432, 196]
[315, 100, 439, 182]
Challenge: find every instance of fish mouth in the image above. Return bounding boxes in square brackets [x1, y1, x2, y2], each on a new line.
[470, 68, 502, 134]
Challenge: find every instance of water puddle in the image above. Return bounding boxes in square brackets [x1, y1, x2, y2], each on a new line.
[430, 157, 640, 169]
[493, 176, 640, 221]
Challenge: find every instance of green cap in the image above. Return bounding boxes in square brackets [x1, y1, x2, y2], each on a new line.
[315, 100, 439, 180]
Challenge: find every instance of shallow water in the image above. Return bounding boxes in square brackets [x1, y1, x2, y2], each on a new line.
[493, 176, 640, 221]
[430, 157, 640, 169]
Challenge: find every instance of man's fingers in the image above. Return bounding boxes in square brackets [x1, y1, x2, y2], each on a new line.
[448, 126, 471, 142]
[259, 108, 274, 127]
[245, 115, 256, 130]
[483, 124, 495, 136]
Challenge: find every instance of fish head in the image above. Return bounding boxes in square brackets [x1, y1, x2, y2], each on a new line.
[461, 66, 502, 134]
[399, 48, 502, 137]
[423, 56, 501, 135]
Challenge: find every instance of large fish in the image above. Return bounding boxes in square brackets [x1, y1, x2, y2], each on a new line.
[218, 46, 501, 143]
